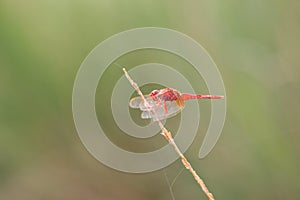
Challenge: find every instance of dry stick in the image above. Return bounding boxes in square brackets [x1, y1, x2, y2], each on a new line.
[123, 68, 215, 200]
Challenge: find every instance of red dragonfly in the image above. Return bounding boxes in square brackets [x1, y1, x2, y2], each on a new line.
[129, 88, 223, 121]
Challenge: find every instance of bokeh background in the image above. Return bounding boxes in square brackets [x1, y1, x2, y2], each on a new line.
[1, 0, 300, 199]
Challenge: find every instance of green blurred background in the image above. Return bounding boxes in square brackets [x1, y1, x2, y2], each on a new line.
[1, 0, 299, 199]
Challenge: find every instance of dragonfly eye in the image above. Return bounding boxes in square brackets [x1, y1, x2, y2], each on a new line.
[150, 90, 159, 96]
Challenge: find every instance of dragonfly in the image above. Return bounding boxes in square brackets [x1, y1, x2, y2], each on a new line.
[129, 88, 223, 121]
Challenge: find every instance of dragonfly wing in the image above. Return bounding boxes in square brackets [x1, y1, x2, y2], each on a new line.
[129, 95, 153, 109]
[141, 111, 162, 121]
[141, 111, 152, 119]
[141, 100, 184, 121]
[159, 100, 184, 120]
[169, 101, 184, 116]
[129, 96, 143, 108]
[130, 95, 184, 121]
[138, 96, 156, 111]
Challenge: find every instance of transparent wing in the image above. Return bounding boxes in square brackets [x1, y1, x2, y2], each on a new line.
[129, 96, 184, 121]
[129, 96, 142, 108]
[141, 100, 184, 121]
[129, 95, 153, 109]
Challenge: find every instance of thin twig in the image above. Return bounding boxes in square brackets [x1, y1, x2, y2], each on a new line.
[123, 68, 215, 200]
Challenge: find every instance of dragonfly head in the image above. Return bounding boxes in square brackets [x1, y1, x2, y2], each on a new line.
[149, 89, 159, 97]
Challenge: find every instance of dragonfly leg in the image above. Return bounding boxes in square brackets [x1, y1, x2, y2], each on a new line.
[164, 101, 168, 114]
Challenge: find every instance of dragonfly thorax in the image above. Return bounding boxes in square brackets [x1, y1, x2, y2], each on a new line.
[149, 90, 159, 97]
[149, 88, 181, 102]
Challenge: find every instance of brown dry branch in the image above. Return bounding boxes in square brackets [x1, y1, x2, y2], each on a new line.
[123, 68, 215, 200]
